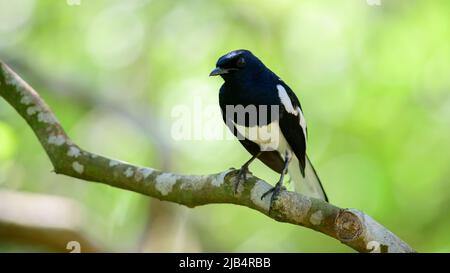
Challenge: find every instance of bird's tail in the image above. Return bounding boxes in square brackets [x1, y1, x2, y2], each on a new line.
[288, 155, 328, 202]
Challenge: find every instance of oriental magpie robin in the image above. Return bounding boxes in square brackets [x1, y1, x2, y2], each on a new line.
[210, 49, 328, 210]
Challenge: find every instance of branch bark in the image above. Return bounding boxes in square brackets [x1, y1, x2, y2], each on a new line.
[0, 61, 415, 253]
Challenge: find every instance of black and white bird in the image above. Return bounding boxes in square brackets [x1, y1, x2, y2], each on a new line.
[210, 49, 328, 208]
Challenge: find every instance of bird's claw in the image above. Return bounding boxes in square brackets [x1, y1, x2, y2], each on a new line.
[261, 182, 286, 214]
[234, 166, 250, 194]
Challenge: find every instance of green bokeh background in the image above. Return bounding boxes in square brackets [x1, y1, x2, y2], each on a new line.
[0, 0, 449, 252]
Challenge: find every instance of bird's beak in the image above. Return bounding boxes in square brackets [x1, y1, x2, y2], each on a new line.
[209, 67, 228, 76]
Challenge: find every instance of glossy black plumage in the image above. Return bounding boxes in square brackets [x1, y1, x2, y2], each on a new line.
[211, 49, 328, 202]
[217, 50, 307, 173]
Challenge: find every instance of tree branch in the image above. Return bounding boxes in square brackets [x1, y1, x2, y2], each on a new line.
[0, 61, 415, 253]
[0, 190, 103, 252]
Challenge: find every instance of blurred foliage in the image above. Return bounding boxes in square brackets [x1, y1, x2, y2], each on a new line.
[0, 0, 450, 252]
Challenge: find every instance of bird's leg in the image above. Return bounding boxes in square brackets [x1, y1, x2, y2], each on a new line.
[234, 151, 262, 194]
[261, 153, 290, 213]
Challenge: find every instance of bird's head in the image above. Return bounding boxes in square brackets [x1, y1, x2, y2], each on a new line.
[209, 49, 265, 81]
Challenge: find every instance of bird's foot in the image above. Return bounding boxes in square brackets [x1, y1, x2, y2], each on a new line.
[261, 181, 286, 214]
[234, 165, 251, 194]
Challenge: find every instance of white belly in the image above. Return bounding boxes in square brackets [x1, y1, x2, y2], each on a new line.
[232, 120, 292, 158]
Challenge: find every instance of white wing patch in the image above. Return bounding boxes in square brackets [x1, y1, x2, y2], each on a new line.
[297, 106, 307, 140]
[277, 84, 307, 140]
[277, 84, 297, 115]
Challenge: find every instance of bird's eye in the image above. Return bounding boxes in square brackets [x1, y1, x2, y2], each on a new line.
[236, 57, 246, 68]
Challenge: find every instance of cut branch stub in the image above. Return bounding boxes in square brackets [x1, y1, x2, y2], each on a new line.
[335, 209, 364, 242]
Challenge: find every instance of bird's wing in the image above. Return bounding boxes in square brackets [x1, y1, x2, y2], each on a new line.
[276, 81, 307, 175]
[277, 81, 328, 200]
